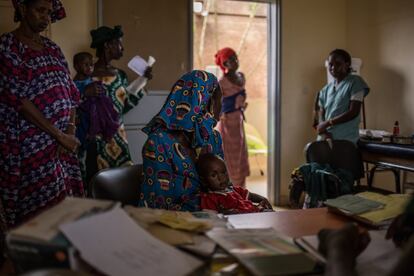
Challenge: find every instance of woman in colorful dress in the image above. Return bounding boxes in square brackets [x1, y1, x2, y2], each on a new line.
[215, 47, 250, 187]
[139, 70, 223, 211]
[79, 25, 152, 183]
[0, 0, 83, 227]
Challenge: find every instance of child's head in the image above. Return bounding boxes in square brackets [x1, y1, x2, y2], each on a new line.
[196, 153, 230, 192]
[73, 52, 94, 77]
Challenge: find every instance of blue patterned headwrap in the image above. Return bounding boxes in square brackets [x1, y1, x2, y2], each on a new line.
[143, 70, 222, 152]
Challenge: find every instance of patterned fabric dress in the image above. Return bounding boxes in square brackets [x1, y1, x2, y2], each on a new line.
[0, 33, 83, 227]
[79, 70, 144, 174]
[216, 76, 250, 187]
[139, 70, 224, 211]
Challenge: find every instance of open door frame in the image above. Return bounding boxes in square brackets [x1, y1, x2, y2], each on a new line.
[267, 0, 282, 205]
[188, 0, 282, 205]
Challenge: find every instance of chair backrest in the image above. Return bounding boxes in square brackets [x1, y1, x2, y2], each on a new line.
[89, 164, 143, 206]
[305, 140, 364, 181]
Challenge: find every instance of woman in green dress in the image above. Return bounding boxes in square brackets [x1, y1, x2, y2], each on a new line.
[78, 25, 152, 185]
[315, 49, 369, 144]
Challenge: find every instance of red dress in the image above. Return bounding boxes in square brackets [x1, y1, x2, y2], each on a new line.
[0, 33, 84, 227]
[201, 186, 260, 213]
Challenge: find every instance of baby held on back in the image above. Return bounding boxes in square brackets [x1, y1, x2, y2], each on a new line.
[197, 153, 273, 214]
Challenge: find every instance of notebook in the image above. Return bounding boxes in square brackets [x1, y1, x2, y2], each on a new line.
[326, 192, 411, 227]
[207, 228, 319, 276]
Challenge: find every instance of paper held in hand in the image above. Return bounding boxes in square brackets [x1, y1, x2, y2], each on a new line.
[128, 55, 156, 76]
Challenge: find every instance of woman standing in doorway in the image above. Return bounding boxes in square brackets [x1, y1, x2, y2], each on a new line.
[215, 47, 250, 187]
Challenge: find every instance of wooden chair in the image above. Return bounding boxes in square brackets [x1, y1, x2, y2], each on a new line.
[88, 164, 143, 206]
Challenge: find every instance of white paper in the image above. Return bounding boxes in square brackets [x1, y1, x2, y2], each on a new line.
[147, 56, 156, 67]
[128, 55, 156, 76]
[9, 197, 114, 241]
[300, 230, 402, 276]
[60, 207, 202, 276]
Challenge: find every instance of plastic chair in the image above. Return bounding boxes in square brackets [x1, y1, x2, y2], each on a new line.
[89, 164, 143, 206]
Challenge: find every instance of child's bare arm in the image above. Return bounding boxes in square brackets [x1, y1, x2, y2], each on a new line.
[248, 193, 273, 210]
[220, 208, 240, 215]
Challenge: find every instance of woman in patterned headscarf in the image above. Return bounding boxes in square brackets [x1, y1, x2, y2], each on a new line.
[0, 0, 83, 227]
[139, 70, 223, 211]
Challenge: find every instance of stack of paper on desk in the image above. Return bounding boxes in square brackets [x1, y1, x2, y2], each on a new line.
[124, 207, 220, 257]
[60, 207, 202, 276]
[10, 197, 115, 242]
[7, 198, 115, 272]
[207, 228, 318, 276]
[326, 192, 411, 227]
[124, 206, 213, 232]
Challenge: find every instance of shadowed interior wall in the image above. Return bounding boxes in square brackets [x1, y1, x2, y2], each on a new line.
[52, 0, 97, 76]
[346, 0, 414, 189]
[280, 0, 347, 203]
[102, 0, 191, 91]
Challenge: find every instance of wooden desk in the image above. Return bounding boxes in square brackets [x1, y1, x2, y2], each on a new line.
[227, 208, 359, 238]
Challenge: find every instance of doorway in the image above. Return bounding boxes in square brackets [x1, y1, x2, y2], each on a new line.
[192, 0, 270, 197]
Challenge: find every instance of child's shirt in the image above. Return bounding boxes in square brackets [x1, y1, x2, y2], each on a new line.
[74, 77, 93, 96]
[201, 186, 260, 213]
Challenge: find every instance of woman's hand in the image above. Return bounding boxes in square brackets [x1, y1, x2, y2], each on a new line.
[317, 120, 331, 134]
[65, 124, 76, 136]
[56, 132, 80, 153]
[144, 67, 153, 80]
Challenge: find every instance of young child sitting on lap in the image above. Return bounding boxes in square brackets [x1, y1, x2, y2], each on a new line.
[196, 153, 273, 214]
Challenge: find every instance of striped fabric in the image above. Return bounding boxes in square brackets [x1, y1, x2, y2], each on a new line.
[216, 77, 250, 187]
